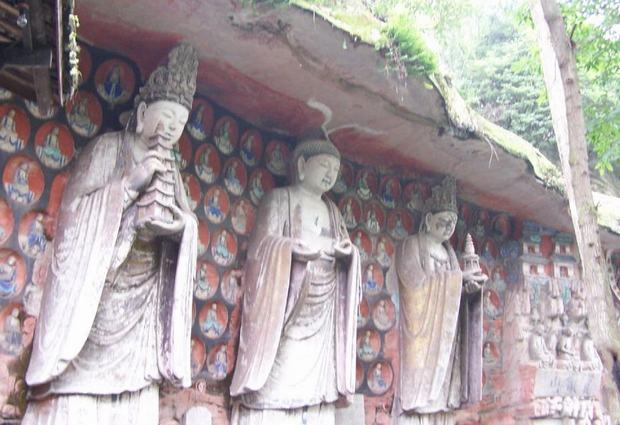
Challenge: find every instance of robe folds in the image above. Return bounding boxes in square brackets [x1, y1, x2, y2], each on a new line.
[25, 131, 197, 395]
[388, 234, 482, 419]
[230, 188, 361, 406]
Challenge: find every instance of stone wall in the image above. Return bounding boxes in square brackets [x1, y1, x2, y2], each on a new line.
[0, 43, 611, 425]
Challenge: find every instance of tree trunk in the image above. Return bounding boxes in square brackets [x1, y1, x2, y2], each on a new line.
[530, 0, 620, 418]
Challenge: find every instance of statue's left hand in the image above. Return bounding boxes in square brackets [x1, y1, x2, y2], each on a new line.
[464, 280, 482, 294]
[333, 239, 353, 258]
[462, 270, 488, 294]
[145, 204, 185, 236]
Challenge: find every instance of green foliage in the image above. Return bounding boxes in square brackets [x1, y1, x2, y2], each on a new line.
[436, 2, 559, 161]
[382, 14, 438, 76]
[243, 0, 618, 174]
[514, 0, 620, 173]
[246, 0, 440, 77]
[560, 0, 620, 173]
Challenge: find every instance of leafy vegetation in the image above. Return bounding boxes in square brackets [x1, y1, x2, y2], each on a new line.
[243, 0, 619, 177]
[560, 0, 620, 173]
[382, 14, 438, 76]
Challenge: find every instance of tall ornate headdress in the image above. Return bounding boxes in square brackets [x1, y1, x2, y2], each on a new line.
[426, 176, 458, 213]
[134, 42, 198, 110]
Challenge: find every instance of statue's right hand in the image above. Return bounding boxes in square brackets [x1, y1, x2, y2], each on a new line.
[291, 240, 321, 262]
[125, 150, 167, 193]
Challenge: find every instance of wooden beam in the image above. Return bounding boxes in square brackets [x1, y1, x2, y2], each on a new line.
[0, 76, 35, 100]
[0, 17, 22, 39]
[0, 46, 51, 68]
[0, 1, 20, 18]
[54, 0, 62, 104]
[0, 69, 34, 88]
[26, 0, 53, 116]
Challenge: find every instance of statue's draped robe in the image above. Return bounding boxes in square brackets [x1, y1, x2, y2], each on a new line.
[387, 234, 482, 425]
[230, 188, 360, 425]
[23, 131, 197, 425]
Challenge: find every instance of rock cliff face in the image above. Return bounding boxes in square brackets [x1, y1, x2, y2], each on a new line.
[0, 11, 617, 423]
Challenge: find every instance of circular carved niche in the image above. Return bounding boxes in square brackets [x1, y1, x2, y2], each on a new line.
[174, 133, 193, 171]
[196, 219, 210, 257]
[0, 198, 15, 245]
[181, 173, 201, 212]
[332, 161, 354, 195]
[198, 301, 229, 340]
[362, 262, 384, 297]
[186, 98, 214, 142]
[248, 168, 274, 206]
[222, 157, 247, 196]
[34, 123, 75, 169]
[0, 104, 30, 153]
[367, 360, 393, 396]
[65, 90, 103, 138]
[206, 343, 232, 381]
[3, 155, 45, 206]
[210, 229, 237, 267]
[213, 116, 239, 155]
[194, 144, 221, 185]
[239, 129, 263, 167]
[18, 210, 48, 258]
[190, 337, 207, 378]
[372, 297, 396, 332]
[204, 185, 230, 225]
[356, 329, 382, 362]
[94, 58, 136, 107]
[0, 249, 26, 299]
[194, 261, 219, 301]
[264, 140, 290, 177]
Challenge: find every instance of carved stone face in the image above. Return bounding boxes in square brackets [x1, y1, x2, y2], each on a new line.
[137, 100, 189, 143]
[425, 211, 457, 243]
[298, 153, 340, 195]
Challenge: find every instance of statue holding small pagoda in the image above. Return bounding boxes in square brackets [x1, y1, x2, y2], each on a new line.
[23, 43, 199, 425]
[387, 176, 487, 425]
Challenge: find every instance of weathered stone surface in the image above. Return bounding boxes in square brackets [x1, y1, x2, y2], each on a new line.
[20, 44, 199, 425]
[230, 136, 361, 424]
[389, 177, 486, 424]
[335, 394, 366, 425]
[183, 406, 213, 425]
[533, 370, 602, 398]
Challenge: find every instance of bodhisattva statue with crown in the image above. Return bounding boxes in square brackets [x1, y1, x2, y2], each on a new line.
[387, 176, 487, 425]
[230, 129, 361, 425]
[22, 43, 199, 425]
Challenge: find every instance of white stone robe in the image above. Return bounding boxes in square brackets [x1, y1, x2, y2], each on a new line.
[230, 188, 361, 424]
[388, 233, 482, 425]
[23, 131, 197, 424]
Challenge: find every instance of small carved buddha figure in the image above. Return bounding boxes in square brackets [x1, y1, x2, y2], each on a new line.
[37, 127, 66, 168]
[197, 148, 216, 183]
[343, 198, 357, 228]
[546, 279, 565, 319]
[528, 323, 554, 367]
[387, 176, 487, 425]
[556, 315, 579, 369]
[0, 109, 24, 151]
[7, 161, 33, 203]
[231, 133, 361, 425]
[187, 103, 207, 140]
[0, 255, 17, 296]
[580, 327, 602, 370]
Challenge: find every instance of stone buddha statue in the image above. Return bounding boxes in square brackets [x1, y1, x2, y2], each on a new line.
[230, 134, 361, 425]
[387, 176, 487, 425]
[23, 43, 199, 425]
